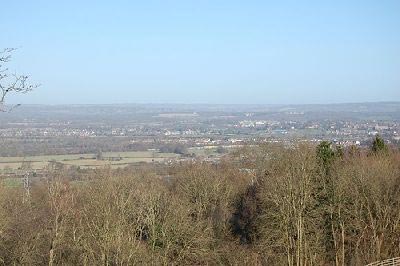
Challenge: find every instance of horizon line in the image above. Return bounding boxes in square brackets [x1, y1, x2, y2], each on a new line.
[6, 101, 400, 107]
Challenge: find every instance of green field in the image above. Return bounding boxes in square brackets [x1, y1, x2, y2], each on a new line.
[0, 146, 228, 173]
[1, 177, 22, 187]
[0, 151, 180, 171]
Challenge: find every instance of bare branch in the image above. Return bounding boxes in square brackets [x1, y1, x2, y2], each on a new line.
[0, 48, 39, 112]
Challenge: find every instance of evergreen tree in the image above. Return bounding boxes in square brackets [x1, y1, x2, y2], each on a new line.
[371, 134, 387, 153]
[316, 141, 336, 176]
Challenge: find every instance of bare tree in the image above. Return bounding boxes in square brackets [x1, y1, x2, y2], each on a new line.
[0, 48, 38, 112]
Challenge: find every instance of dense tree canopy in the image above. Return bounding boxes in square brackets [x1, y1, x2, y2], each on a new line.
[1, 139, 399, 265]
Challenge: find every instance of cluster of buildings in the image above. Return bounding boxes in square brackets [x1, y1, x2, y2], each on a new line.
[0, 111, 399, 157]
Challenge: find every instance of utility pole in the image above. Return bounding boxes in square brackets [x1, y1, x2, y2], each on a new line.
[23, 172, 31, 203]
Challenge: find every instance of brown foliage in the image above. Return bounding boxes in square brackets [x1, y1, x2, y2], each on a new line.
[0, 145, 400, 265]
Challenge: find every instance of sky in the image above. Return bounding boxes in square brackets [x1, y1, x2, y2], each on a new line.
[1, 0, 400, 104]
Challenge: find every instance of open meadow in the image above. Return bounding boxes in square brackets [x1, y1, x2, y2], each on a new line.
[0, 151, 180, 171]
[0, 147, 223, 172]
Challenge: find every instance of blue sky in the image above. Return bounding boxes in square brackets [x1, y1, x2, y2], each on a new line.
[2, 0, 400, 104]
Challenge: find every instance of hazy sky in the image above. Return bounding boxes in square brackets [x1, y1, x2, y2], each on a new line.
[2, 1, 400, 104]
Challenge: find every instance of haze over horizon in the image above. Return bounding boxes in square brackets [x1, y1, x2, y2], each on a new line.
[2, 1, 400, 105]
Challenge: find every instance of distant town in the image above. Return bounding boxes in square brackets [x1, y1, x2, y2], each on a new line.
[1, 103, 399, 158]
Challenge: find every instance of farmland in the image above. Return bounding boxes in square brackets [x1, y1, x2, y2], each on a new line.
[0, 151, 180, 171]
[0, 147, 224, 173]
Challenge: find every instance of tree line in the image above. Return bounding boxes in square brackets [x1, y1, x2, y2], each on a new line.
[0, 135, 399, 265]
